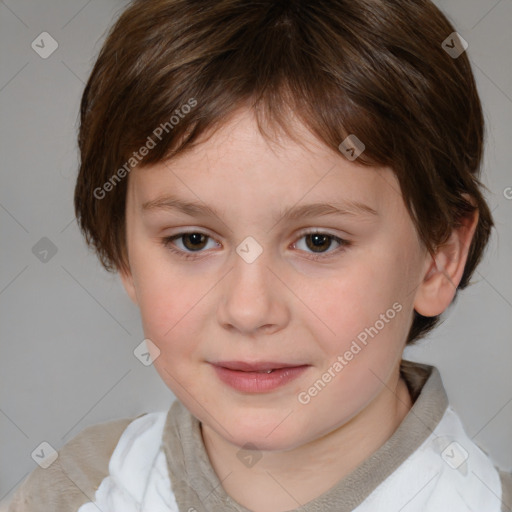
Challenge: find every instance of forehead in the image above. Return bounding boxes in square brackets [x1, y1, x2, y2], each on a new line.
[127, 108, 403, 221]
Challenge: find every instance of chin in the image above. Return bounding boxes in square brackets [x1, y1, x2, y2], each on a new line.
[223, 418, 306, 452]
[233, 433, 296, 452]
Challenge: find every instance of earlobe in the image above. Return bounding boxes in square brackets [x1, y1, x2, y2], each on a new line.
[119, 265, 138, 305]
[414, 205, 479, 317]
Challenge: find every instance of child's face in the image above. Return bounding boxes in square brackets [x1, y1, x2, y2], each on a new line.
[121, 108, 431, 451]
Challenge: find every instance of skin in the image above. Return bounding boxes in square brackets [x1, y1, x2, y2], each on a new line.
[119, 108, 478, 512]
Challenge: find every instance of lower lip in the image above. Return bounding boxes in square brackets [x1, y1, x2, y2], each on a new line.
[211, 364, 309, 393]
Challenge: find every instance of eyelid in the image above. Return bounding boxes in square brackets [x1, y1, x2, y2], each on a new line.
[294, 227, 345, 238]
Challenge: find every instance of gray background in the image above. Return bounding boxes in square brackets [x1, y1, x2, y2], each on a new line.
[1, 0, 511, 505]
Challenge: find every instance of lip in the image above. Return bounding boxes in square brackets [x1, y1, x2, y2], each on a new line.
[212, 360, 306, 372]
[210, 361, 310, 393]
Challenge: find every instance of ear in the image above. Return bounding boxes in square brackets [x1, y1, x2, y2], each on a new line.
[414, 198, 479, 317]
[119, 264, 139, 305]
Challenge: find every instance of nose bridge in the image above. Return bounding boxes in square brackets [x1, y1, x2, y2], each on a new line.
[218, 240, 286, 334]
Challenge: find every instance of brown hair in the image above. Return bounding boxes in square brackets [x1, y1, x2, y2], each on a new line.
[74, 0, 494, 345]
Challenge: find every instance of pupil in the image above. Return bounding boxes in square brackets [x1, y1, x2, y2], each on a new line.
[184, 233, 206, 251]
[308, 234, 330, 253]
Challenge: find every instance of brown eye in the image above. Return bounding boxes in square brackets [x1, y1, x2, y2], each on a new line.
[305, 233, 333, 253]
[161, 232, 218, 259]
[293, 231, 351, 261]
[180, 233, 208, 251]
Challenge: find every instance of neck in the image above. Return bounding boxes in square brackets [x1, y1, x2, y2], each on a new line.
[201, 370, 412, 512]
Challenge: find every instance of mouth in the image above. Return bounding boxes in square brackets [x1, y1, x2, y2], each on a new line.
[209, 361, 310, 392]
[211, 361, 307, 372]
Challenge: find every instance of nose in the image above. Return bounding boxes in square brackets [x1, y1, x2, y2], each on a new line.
[217, 249, 290, 337]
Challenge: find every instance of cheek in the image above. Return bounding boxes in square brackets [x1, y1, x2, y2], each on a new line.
[134, 267, 209, 395]
[298, 271, 408, 431]
[301, 248, 411, 413]
[129, 244, 205, 354]
[138, 277, 203, 349]
[308, 250, 406, 347]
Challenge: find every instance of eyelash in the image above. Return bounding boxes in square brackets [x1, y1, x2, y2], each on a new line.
[160, 230, 351, 261]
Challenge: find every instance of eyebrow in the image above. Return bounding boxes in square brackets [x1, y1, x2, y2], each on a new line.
[141, 194, 378, 221]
